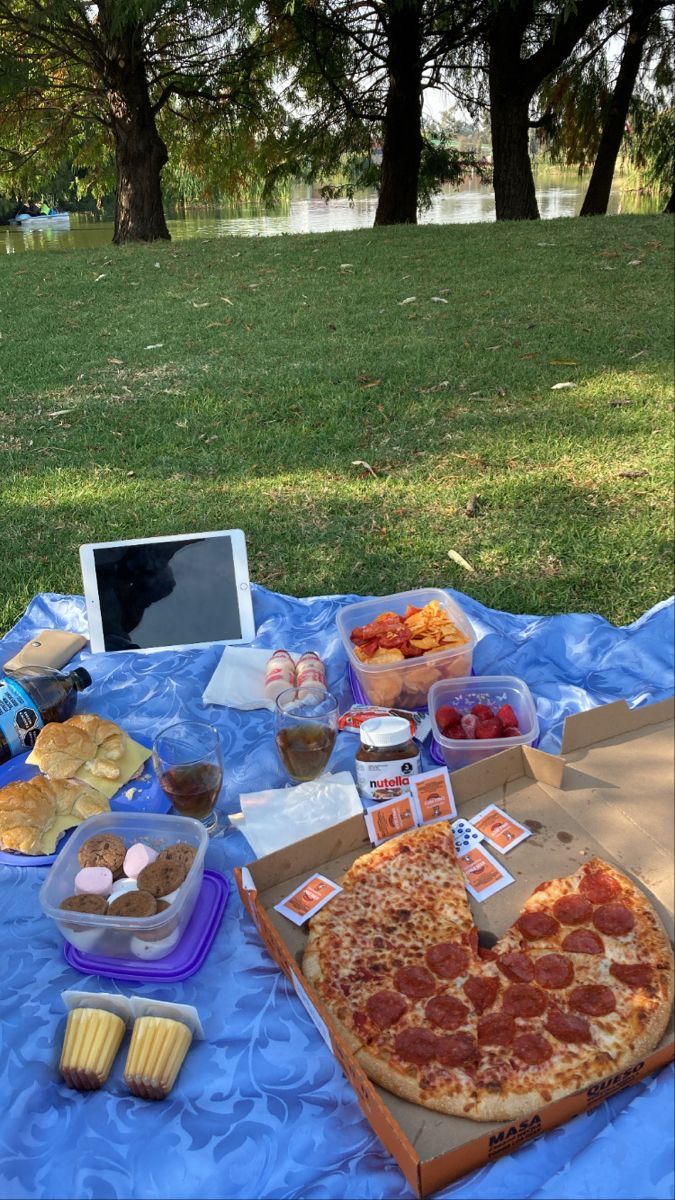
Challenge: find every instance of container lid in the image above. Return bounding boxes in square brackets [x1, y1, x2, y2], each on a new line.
[63, 869, 229, 983]
[360, 716, 412, 748]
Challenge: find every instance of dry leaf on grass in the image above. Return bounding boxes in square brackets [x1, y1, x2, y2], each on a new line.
[618, 469, 649, 479]
[352, 460, 378, 477]
[551, 382, 576, 390]
[145, 343, 164, 350]
[431, 297, 448, 304]
[465, 495, 479, 518]
[448, 549, 475, 573]
[398, 296, 416, 305]
[549, 359, 578, 366]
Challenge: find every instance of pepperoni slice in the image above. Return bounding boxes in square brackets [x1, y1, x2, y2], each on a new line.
[610, 962, 655, 988]
[561, 929, 604, 955]
[425, 995, 469, 1031]
[365, 990, 408, 1029]
[478, 946, 499, 962]
[534, 953, 574, 990]
[592, 903, 635, 937]
[579, 870, 621, 904]
[463, 974, 500, 1015]
[394, 1027, 439, 1065]
[477, 1012, 517, 1046]
[546, 1008, 592, 1044]
[570, 985, 616, 1016]
[498, 951, 535, 983]
[394, 965, 437, 998]
[552, 894, 593, 925]
[425, 942, 470, 980]
[437, 1032, 478, 1067]
[512, 1032, 552, 1066]
[517, 911, 560, 941]
[502, 983, 547, 1018]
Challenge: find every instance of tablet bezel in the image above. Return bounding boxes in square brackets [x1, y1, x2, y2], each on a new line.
[80, 529, 255, 654]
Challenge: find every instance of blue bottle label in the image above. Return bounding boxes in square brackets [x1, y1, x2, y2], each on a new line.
[0, 678, 44, 757]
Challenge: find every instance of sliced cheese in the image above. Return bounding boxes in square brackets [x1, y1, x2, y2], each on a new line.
[75, 736, 151, 800]
[40, 813, 88, 855]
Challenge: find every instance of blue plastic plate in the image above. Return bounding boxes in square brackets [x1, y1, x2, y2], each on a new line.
[0, 746, 170, 869]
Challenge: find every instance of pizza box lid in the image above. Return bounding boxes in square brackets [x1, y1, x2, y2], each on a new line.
[237, 698, 674, 1195]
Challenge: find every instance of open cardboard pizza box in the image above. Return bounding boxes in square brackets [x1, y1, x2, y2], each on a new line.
[235, 697, 675, 1197]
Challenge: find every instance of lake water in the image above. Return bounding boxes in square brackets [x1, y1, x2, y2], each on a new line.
[1, 178, 659, 254]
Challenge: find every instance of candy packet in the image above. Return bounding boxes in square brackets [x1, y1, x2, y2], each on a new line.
[338, 705, 431, 742]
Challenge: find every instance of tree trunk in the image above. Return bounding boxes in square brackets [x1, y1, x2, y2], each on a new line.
[580, 0, 656, 217]
[664, 186, 675, 214]
[489, 88, 540, 220]
[99, 7, 170, 244]
[374, 1, 423, 226]
[488, 5, 540, 222]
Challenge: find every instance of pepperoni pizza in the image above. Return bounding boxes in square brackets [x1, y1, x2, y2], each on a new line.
[303, 822, 673, 1121]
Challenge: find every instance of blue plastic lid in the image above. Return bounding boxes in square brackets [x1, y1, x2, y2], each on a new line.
[63, 869, 229, 983]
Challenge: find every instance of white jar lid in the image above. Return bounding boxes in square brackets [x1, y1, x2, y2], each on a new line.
[360, 716, 412, 748]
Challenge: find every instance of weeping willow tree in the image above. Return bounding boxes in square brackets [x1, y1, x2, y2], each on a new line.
[0, 0, 278, 242]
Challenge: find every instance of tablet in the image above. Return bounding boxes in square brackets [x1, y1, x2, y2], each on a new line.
[80, 530, 255, 654]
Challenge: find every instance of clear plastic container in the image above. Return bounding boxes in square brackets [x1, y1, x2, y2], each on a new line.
[337, 588, 475, 710]
[429, 675, 539, 773]
[39, 812, 207, 962]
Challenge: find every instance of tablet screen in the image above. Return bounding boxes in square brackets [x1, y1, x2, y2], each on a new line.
[92, 536, 243, 651]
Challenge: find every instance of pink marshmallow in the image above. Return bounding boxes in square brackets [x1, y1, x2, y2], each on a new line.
[123, 842, 158, 879]
[74, 866, 113, 896]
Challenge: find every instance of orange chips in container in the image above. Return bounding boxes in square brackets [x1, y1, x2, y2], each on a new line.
[337, 590, 476, 710]
[351, 601, 468, 665]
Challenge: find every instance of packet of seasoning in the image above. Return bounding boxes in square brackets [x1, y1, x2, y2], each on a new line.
[338, 705, 431, 743]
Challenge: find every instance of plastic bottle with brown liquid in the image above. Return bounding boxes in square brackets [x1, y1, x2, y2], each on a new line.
[0, 665, 92, 764]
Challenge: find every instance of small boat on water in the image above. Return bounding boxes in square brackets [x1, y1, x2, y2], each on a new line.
[8, 212, 71, 229]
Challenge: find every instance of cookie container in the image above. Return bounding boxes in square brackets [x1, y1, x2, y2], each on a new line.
[39, 812, 207, 961]
[429, 675, 539, 772]
[337, 589, 475, 710]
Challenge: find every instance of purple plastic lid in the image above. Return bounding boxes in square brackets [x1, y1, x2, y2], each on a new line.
[63, 869, 229, 983]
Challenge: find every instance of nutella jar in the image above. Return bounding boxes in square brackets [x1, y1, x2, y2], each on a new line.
[355, 716, 421, 803]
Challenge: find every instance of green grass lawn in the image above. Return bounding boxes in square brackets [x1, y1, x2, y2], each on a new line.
[0, 214, 672, 633]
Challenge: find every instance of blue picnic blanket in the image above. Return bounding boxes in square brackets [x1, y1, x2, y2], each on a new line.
[1, 587, 673, 1200]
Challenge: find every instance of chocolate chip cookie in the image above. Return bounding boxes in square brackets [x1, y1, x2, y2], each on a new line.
[136, 859, 184, 898]
[60, 893, 108, 915]
[108, 890, 157, 918]
[78, 833, 126, 877]
[156, 842, 197, 882]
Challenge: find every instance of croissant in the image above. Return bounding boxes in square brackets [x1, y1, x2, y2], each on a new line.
[31, 714, 126, 781]
[0, 776, 110, 856]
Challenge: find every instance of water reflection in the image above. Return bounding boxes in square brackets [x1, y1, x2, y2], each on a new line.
[1, 180, 660, 254]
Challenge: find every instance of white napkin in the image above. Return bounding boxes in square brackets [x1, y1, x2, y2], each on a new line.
[232, 771, 363, 858]
[203, 646, 297, 710]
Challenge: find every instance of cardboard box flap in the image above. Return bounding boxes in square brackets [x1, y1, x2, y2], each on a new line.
[551, 700, 675, 913]
[450, 744, 564, 806]
[561, 697, 674, 754]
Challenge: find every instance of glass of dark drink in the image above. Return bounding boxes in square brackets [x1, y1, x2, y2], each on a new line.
[274, 687, 338, 783]
[152, 720, 223, 836]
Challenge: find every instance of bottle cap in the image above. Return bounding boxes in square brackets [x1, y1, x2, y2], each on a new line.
[359, 716, 412, 748]
[70, 667, 92, 690]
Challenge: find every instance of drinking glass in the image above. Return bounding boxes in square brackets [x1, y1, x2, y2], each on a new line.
[274, 687, 338, 783]
[152, 720, 223, 836]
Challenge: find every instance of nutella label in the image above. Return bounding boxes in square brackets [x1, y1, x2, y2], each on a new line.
[356, 755, 420, 803]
